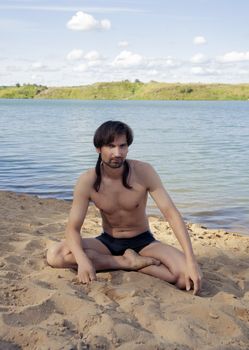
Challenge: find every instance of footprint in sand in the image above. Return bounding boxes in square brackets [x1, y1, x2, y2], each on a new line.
[2, 299, 56, 327]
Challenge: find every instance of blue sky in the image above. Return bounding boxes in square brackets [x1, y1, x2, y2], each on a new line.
[0, 0, 249, 86]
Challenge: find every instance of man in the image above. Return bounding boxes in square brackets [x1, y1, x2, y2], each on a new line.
[47, 121, 202, 295]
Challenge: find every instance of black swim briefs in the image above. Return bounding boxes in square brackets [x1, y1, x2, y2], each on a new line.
[96, 230, 156, 256]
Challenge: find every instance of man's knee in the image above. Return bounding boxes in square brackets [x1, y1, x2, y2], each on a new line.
[175, 273, 186, 290]
[46, 242, 63, 268]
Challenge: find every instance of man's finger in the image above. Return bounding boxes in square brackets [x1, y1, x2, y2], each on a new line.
[193, 278, 201, 295]
[84, 276, 91, 284]
[89, 270, 97, 281]
[78, 274, 89, 284]
[90, 272, 97, 281]
[185, 277, 191, 291]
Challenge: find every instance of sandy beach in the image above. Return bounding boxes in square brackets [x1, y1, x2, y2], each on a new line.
[1, 191, 249, 350]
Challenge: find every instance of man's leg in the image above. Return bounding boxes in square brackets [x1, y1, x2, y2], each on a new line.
[138, 242, 188, 289]
[46, 238, 159, 271]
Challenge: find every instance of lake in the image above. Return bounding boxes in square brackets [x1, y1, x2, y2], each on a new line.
[0, 99, 248, 234]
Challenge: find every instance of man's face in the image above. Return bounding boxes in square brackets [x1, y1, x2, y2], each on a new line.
[97, 134, 129, 169]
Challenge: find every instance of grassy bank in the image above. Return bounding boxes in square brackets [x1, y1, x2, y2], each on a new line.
[1, 81, 249, 100]
[0, 84, 47, 99]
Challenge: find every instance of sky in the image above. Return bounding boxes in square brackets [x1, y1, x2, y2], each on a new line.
[0, 0, 249, 86]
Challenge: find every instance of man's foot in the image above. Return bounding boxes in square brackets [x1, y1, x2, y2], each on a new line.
[123, 249, 160, 270]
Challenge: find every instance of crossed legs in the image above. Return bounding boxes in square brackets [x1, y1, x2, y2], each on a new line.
[138, 242, 187, 289]
[47, 238, 160, 271]
[47, 238, 187, 289]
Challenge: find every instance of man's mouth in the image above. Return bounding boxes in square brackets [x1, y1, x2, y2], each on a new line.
[111, 158, 122, 163]
[107, 158, 124, 168]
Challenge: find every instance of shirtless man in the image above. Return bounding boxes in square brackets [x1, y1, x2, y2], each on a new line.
[47, 121, 202, 295]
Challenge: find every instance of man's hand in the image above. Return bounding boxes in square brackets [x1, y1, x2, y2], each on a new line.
[185, 258, 202, 295]
[77, 255, 97, 284]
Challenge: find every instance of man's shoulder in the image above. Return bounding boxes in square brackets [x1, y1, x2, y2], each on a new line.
[129, 160, 158, 187]
[77, 168, 96, 186]
[73, 168, 96, 198]
[129, 159, 154, 172]
[130, 160, 162, 191]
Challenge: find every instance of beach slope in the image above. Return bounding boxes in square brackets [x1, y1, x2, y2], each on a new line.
[1, 191, 249, 349]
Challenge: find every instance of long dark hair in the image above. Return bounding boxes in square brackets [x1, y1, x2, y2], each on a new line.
[93, 121, 133, 192]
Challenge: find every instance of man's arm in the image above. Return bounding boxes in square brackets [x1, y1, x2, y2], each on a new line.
[144, 163, 202, 294]
[66, 171, 96, 284]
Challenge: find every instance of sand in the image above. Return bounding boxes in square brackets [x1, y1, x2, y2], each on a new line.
[1, 191, 249, 350]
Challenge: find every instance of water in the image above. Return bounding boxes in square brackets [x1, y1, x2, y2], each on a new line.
[0, 99, 248, 234]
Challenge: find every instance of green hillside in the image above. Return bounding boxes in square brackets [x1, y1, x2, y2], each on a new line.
[1, 81, 249, 100]
[0, 84, 47, 99]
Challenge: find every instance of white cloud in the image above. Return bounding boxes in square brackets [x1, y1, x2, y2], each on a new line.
[118, 41, 129, 48]
[112, 50, 143, 68]
[217, 51, 249, 63]
[31, 74, 42, 82]
[31, 61, 46, 70]
[100, 19, 111, 30]
[74, 63, 88, 72]
[147, 69, 158, 76]
[30, 61, 61, 73]
[147, 57, 179, 69]
[67, 50, 104, 72]
[67, 11, 111, 31]
[238, 69, 249, 75]
[190, 53, 207, 64]
[88, 60, 102, 67]
[191, 66, 204, 75]
[4, 48, 249, 86]
[193, 36, 207, 45]
[67, 49, 84, 61]
[66, 49, 104, 67]
[191, 66, 221, 76]
[165, 58, 176, 66]
[84, 50, 101, 61]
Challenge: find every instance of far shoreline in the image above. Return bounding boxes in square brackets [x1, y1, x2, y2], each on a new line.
[1, 81, 249, 100]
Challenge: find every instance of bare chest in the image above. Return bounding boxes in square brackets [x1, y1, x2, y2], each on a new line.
[91, 181, 147, 214]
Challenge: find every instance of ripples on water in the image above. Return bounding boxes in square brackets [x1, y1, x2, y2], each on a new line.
[0, 99, 248, 234]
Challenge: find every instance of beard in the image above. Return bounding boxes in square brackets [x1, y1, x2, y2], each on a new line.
[102, 158, 124, 169]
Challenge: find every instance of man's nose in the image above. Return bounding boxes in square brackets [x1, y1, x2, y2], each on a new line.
[113, 147, 121, 156]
